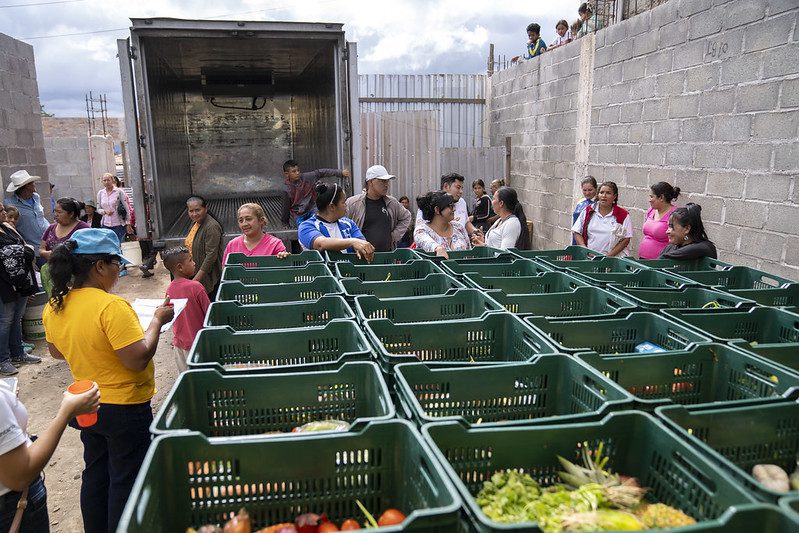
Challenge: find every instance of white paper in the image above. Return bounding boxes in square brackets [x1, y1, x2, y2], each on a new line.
[131, 298, 188, 333]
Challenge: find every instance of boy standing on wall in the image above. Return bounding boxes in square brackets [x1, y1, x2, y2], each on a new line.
[280, 159, 350, 227]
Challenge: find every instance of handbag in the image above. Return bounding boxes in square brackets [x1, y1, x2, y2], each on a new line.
[116, 192, 129, 222]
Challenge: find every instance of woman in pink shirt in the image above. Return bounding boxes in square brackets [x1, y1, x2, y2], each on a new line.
[638, 181, 680, 259]
[222, 203, 289, 264]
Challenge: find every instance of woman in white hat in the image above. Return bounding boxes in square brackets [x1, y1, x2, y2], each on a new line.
[3, 170, 49, 268]
[80, 200, 102, 228]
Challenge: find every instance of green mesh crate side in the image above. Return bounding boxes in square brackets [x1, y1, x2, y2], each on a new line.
[463, 272, 586, 294]
[422, 413, 755, 533]
[204, 296, 354, 330]
[546, 257, 643, 274]
[340, 274, 464, 298]
[680, 266, 794, 290]
[394, 357, 631, 427]
[151, 363, 393, 437]
[216, 278, 344, 304]
[440, 258, 548, 278]
[576, 343, 799, 406]
[354, 290, 502, 323]
[366, 314, 555, 365]
[780, 496, 799, 520]
[733, 342, 799, 374]
[326, 248, 419, 265]
[188, 321, 372, 372]
[577, 269, 692, 288]
[729, 284, 799, 308]
[510, 246, 604, 262]
[526, 312, 709, 354]
[632, 257, 733, 272]
[120, 421, 461, 533]
[414, 246, 505, 260]
[487, 286, 636, 319]
[221, 263, 332, 283]
[225, 250, 324, 267]
[664, 307, 799, 344]
[335, 260, 441, 281]
[614, 287, 757, 311]
[657, 401, 799, 501]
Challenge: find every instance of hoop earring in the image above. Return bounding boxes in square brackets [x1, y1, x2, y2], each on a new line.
[684, 235, 689, 241]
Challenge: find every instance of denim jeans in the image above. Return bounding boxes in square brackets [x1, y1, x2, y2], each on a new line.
[71, 401, 153, 533]
[0, 296, 27, 364]
[0, 476, 50, 533]
[106, 225, 127, 244]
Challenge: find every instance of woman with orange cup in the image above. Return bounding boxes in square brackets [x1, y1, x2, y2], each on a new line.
[0, 379, 99, 532]
[41, 228, 173, 533]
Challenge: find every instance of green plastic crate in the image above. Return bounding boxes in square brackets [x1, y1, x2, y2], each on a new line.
[364, 313, 557, 375]
[462, 271, 587, 294]
[326, 248, 420, 264]
[781, 496, 799, 521]
[547, 256, 646, 274]
[151, 362, 394, 437]
[663, 307, 799, 374]
[119, 420, 463, 533]
[729, 283, 799, 310]
[657, 400, 799, 502]
[525, 311, 710, 355]
[413, 246, 506, 261]
[422, 412, 755, 533]
[354, 289, 503, 323]
[613, 286, 757, 311]
[394, 356, 633, 428]
[187, 320, 373, 374]
[632, 256, 735, 272]
[576, 343, 799, 408]
[486, 286, 637, 320]
[216, 277, 344, 304]
[340, 273, 464, 298]
[691, 504, 799, 532]
[509, 245, 604, 263]
[677, 266, 795, 291]
[221, 263, 332, 283]
[439, 258, 549, 279]
[335, 260, 442, 281]
[204, 295, 354, 330]
[568, 267, 695, 289]
[224, 250, 324, 267]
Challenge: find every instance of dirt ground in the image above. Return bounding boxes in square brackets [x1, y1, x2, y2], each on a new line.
[17, 261, 178, 532]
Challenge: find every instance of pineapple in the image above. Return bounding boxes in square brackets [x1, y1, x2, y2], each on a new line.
[638, 503, 696, 528]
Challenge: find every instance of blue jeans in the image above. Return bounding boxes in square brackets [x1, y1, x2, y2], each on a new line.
[0, 476, 50, 533]
[71, 401, 152, 533]
[106, 225, 127, 244]
[0, 297, 27, 364]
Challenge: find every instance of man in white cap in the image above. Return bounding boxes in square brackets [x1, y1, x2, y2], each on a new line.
[345, 165, 411, 252]
[4, 170, 49, 267]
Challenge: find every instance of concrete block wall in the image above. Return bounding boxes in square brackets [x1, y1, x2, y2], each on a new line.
[489, 0, 799, 279]
[0, 32, 51, 215]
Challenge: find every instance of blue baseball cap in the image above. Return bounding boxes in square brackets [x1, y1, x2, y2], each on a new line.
[71, 228, 131, 264]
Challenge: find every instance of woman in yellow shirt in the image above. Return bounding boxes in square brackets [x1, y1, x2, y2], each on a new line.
[41, 228, 173, 533]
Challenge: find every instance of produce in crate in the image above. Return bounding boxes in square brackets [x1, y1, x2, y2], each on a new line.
[474, 443, 696, 531]
[751, 464, 791, 493]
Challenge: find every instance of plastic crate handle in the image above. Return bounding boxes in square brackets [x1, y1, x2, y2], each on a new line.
[670, 449, 718, 495]
[606, 297, 622, 310]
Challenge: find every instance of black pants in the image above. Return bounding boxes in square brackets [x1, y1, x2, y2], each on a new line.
[71, 402, 153, 533]
[0, 476, 49, 532]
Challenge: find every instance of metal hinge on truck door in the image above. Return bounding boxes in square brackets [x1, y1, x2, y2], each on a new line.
[128, 46, 138, 60]
[342, 46, 349, 61]
[139, 135, 146, 149]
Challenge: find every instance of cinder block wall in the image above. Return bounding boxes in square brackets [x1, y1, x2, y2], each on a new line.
[489, 0, 799, 279]
[0, 32, 51, 215]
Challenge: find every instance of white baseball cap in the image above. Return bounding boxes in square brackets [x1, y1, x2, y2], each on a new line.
[365, 165, 396, 181]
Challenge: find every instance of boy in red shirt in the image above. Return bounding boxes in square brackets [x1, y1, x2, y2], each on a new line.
[162, 246, 210, 372]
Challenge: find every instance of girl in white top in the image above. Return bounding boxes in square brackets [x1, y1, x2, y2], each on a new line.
[472, 186, 530, 250]
[0, 380, 99, 531]
[571, 181, 633, 257]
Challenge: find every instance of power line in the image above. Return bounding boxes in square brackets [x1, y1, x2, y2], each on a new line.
[23, 27, 127, 39]
[0, 0, 84, 8]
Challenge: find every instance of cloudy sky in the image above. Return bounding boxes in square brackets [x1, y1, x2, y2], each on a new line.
[2, 0, 582, 117]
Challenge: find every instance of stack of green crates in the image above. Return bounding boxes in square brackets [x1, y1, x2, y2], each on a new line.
[216, 277, 344, 303]
[204, 295, 354, 330]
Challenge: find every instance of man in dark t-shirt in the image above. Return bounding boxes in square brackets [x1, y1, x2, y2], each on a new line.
[345, 165, 411, 252]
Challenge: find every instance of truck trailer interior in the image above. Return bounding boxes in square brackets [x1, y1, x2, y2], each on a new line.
[132, 22, 350, 239]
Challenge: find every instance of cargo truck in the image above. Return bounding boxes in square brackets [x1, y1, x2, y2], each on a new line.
[117, 18, 360, 243]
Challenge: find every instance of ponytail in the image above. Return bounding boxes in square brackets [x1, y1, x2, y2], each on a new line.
[496, 187, 530, 249]
[48, 241, 112, 312]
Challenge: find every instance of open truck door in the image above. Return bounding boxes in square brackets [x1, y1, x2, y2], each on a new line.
[345, 41, 361, 189]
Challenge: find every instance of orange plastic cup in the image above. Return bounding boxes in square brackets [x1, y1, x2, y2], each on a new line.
[67, 380, 98, 428]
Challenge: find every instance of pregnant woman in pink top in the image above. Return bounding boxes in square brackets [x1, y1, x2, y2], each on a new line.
[222, 203, 289, 264]
[638, 182, 680, 259]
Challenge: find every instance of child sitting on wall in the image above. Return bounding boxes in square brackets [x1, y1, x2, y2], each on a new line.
[512, 23, 547, 63]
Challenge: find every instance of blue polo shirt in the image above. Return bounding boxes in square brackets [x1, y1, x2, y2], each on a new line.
[5, 193, 49, 256]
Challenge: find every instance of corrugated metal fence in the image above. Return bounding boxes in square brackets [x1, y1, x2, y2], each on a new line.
[359, 74, 505, 211]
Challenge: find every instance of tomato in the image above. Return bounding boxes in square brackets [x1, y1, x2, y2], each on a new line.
[377, 509, 406, 527]
[318, 522, 340, 533]
[340, 519, 361, 530]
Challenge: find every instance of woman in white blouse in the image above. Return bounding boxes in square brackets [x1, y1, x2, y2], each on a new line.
[472, 187, 530, 250]
[571, 181, 633, 257]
